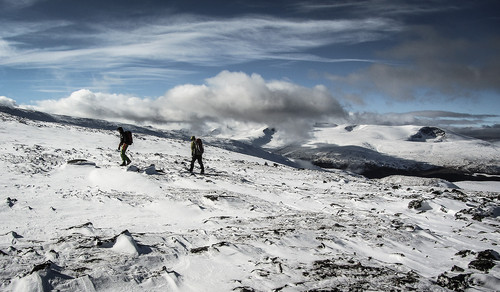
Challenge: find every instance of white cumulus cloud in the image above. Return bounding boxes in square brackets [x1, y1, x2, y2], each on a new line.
[32, 71, 347, 139]
[0, 96, 17, 108]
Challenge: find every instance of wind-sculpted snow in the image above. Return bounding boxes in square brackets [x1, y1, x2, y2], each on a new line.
[0, 110, 499, 291]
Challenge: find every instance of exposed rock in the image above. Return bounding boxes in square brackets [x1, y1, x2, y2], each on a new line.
[468, 249, 499, 272]
[409, 127, 446, 142]
[437, 272, 471, 291]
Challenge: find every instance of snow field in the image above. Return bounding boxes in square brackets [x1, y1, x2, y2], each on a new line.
[0, 112, 499, 291]
[298, 124, 500, 174]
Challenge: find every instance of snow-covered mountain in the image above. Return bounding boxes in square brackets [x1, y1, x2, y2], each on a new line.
[1, 107, 499, 291]
[228, 123, 500, 181]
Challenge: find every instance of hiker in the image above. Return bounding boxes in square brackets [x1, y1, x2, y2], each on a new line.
[117, 127, 133, 166]
[189, 136, 205, 174]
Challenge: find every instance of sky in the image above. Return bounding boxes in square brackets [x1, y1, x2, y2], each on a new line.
[0, 0, 499, 138]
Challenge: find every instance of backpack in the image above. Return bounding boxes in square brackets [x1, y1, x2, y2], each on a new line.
[124, 131, 133, 145]
[194, 138, 204, 155]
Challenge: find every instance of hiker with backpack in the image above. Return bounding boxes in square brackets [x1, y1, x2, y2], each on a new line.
[117, 127, 133, 166]
[189, 136, 205, 174]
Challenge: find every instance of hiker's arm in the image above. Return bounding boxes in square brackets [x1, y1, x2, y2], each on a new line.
[118, 135, 124, 150]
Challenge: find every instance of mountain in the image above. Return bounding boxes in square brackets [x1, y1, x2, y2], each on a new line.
[204, 121, 500, 181]
[0, 107, 499, 291]
[264, 124, 500, 181]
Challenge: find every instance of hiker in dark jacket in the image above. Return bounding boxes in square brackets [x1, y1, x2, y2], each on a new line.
[189, 136, 204, 174]
[117, 127, 132, 166]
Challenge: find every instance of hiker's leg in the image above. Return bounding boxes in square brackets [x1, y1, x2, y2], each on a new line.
[121, 144, 130, 163]
[198, 156, 204, 173]
[189, 156, 196, 172]
[124, 145, 130, 163]
[120, 145, 126, 162]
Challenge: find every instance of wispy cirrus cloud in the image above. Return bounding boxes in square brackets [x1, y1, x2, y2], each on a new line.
[0, 16, 399, 69]
[0, 14, 401, 94]
[293, 0, 460, 17]
[0, 0, 42, 10]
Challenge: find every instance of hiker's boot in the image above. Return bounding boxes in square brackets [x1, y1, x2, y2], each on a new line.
[120, 162, 126, 166]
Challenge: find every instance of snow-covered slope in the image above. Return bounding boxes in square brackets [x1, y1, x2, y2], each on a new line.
[1, 109, 499, 291]
[274, 124, 500, 178]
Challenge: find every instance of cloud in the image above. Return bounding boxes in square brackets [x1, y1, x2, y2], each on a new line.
[327, 28, 500, 102]
[32, 71, 347, 139]
[294, 0, 459, 17]
[0, 0, 41, 10]
[0, 38, 14, 58]
[22, 70, 499, 141]
[32, 89, 159, 123]
[453, 124, 500, 142]
[347, 110, 499, 127]
[0, 2, 403, 100]
[0, 15, 397, 70]
[0, 96, 17, 108]
[0, 13, 398, 95]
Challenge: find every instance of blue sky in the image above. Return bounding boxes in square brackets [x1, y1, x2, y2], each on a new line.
[0, 0, 499, 133]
